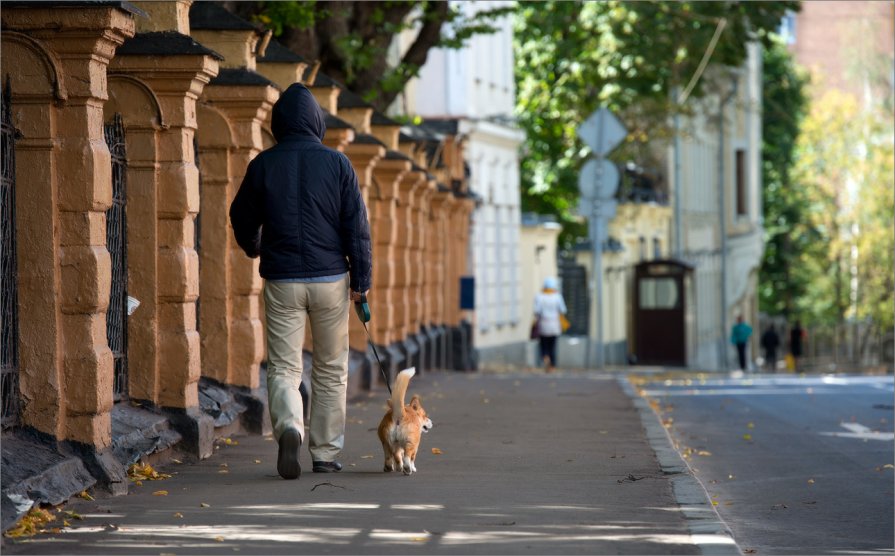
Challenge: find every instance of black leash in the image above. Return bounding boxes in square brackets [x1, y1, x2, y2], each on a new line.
[355, 293, 392, 395]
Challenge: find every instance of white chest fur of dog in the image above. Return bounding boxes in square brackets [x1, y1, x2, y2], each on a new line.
[377, 368, 433, 475]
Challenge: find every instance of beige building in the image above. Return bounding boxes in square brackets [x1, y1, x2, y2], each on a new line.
[0, 0, 475, 523]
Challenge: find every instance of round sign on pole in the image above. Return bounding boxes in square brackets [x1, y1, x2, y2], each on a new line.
[578, 159, 619, 199]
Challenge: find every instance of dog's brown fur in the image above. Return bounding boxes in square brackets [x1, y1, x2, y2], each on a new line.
[377, 368, 432, 475]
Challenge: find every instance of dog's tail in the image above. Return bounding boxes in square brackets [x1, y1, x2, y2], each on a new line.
[390, 367, 416, 424]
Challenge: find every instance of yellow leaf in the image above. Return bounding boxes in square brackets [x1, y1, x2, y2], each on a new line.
[153, 490, 168, 496]
[412, 537, 427, 542]
[200, 503, 210, 508]
[215, 536, 225, 542]
[173, 512, 183, 519]
[742, 434, 752, 441]
[711, 500, 719, 506]
[223, 438, 233, 445]
[747, 422, 755, 429]
[63, 520, 71, 527]
[431, 448, 443, 455]
[78, 491, 94, 501]
[807, 479, 815, 484]
[64, 510, 83, 520]
[135, 480, 143, 486]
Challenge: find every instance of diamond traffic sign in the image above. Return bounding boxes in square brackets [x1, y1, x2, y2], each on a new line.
[577, 108, 627, 157]
[578, 158, 620, 200]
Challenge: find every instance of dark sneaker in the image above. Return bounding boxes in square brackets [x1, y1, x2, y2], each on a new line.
[312, 461, 343, 473]
[277, 428, 301, 480]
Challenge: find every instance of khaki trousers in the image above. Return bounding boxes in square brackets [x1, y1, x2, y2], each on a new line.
[264, 277, 349, 462]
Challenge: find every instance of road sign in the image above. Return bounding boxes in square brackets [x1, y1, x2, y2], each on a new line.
[578, 159, 619, 200]
[577, 107, 627, 156]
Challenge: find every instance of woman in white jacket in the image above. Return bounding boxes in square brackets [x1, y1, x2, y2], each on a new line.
[533, 277, 567, 373]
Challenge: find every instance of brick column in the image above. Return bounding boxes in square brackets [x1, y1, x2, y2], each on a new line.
[369, 159, 409, 384]
[2, 7, 135, 451]
[109, 46, 219, 457]
[428, 190, 454, 369]
[394, 168, 426, 370]
[200, 84, 277, 390]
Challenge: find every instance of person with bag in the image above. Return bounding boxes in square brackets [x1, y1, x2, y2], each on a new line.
[533, 277, 568, 373]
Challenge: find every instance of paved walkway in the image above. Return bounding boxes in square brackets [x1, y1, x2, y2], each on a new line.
[5, 370, 728, 555]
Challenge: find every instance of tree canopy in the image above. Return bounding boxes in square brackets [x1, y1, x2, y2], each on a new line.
[513, 1, 796, 246]
[226, 0, 515, 110]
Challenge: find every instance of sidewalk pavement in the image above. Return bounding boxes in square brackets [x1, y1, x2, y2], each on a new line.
[4, 369, 737, 555]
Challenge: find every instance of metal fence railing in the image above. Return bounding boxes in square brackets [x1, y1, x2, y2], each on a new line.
[104, 114, 129, 401]
[2, 76, 21, 429]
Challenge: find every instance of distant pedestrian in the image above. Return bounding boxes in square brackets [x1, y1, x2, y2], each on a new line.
[230, 83, 372, 480]
[789, 320, 805, 371]
[730, 315, 753, 372]
[533, 277, 568, 373]
[760, 324, 780, 372]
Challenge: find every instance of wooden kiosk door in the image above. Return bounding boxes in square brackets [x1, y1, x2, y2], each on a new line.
[634, 262, 688, 366]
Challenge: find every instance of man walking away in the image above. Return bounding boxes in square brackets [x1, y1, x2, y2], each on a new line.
[760, 324, 780, 372]
[230, 83, 372, 480]
[730, 315, 753, 372]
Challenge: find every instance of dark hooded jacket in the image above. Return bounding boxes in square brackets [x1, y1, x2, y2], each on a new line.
[229, 84, 372, 292]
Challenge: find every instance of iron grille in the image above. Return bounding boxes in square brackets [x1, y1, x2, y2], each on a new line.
[559, 257, 590, 336]
[193, 134, 200, 331]
[1, 76, 21, 429]
[104, 114, 129, 401]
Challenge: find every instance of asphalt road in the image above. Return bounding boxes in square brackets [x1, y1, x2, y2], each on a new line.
[640, 373, 895, 555]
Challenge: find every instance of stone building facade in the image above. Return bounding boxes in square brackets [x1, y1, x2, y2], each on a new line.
[0, 0, 474, 525]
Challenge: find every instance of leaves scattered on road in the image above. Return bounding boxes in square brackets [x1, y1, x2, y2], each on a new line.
[128, 462, 171, 482]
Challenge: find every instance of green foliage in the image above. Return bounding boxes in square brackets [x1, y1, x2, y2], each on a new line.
[791, 89, 894, 331]
[242, 1, 515, 110]
[514, 1, 795, 247]
[758, 38, 811, 318]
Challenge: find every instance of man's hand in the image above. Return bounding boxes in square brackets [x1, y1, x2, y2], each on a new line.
[350, 290, 367, 303]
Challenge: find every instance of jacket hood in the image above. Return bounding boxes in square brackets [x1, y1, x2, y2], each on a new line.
[271, 83, 326, 142]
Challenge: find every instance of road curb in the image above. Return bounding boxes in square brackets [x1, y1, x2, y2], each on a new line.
[618, 376, 742, 556]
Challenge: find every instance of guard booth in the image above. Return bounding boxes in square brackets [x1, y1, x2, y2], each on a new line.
[633, 260, 694, 367]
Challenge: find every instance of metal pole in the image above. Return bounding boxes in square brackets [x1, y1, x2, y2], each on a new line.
[718, 76, 738, 371]
[592, 116, 606, 370]
[673, 87, 682, 259]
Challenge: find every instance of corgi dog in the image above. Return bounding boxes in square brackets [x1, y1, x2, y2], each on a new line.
[377, 367, 433, 475]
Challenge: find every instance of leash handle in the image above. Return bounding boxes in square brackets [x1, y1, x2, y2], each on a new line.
[354, 292, 391, 395]
[354, 292, 371, 323]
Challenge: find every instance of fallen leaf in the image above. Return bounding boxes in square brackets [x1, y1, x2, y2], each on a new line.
[153, 490, 168, 496]
[728, 474, 736, 480]
[431, 448, 443, 455]
[483, 398, 490, 404]
[134, 480, 143, 487]
[412, 537, 427, 542]
[219, 463, 228, 467]
[223, 438, 233, 445]
[218, 469, 229, 474]
[254, 460, 261, 464]
[64, 510, 83, 520]
[360, 455, 374, 459]
[711, 501, 719, 506]
[200, 503, 210, 508]
[78, 491, 94, 501]
[173, 512, 183, 519]
[63, 520, 71, 527]
[742, 434, 752, 441]
[884, 464, 894, 469]
[747, 422, 755, 429]
[697, 450, 712, 456]
[215, 536, 225, 542]
[724, 501, 733, 506]
[172, 459, 183, 464]
[807, 479, 815, 484]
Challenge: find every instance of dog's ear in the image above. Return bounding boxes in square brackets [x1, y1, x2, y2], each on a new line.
[410, 395, 421, 410]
